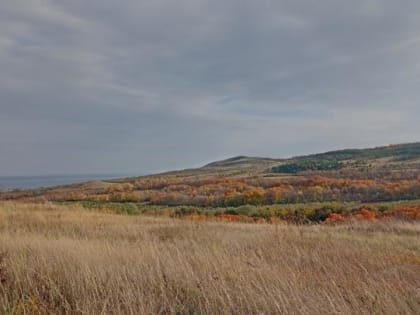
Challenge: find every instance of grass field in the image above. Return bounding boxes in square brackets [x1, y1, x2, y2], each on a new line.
[0, 202, 419, 314]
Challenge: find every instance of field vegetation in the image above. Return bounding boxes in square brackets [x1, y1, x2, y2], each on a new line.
[0, 202, 419, 314]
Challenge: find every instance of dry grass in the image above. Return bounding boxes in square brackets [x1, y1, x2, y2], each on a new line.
[0, 202, 419, 314]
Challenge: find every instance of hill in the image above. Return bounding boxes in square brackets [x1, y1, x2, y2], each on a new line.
[203, 155, 281, 168]
[272, 142, 420, 174]
[201, 142, 420, 174]
[1, 142, 419, 223]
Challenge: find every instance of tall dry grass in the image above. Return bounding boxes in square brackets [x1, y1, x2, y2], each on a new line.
[0, 202, 419, 314]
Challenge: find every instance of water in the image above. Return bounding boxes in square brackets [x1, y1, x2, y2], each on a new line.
[0, 174, 133, 191]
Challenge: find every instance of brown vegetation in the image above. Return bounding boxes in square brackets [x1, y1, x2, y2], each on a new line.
[3, 171, 420, 209]
[0, 202, 419, 314]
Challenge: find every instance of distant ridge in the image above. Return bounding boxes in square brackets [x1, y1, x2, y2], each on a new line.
[299, 142, 420, 160]
[2, 141, 420, 206]
[1, 142, 419, 193]
[203, 156, 281, 168]
[203, 142, 420, 170]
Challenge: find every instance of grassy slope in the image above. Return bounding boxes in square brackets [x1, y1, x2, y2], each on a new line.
[271, 142, 420, 173]
[0, 202, 419, 314]
[200, 142, 420, 173]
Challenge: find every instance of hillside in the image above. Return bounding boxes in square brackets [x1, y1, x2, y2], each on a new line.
[307, 142, 420, 161]
[272, 142, 420, 174]
[1, 142, 419, 223]
[201, 142, 420, 174]
[203, 156, 282, 169]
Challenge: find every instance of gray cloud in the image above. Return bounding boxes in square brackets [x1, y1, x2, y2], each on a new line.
[1, 0, 419, 175]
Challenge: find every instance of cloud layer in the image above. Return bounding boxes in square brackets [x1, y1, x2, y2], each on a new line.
[1, 0, 419, 175]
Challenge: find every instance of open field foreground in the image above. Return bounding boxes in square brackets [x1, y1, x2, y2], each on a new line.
[0, 203, 419, 314]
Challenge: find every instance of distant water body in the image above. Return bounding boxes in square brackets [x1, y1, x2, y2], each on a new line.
[0, 174, 134, 191]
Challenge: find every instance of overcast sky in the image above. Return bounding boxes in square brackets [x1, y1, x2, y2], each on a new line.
[1, 0, 419, 175]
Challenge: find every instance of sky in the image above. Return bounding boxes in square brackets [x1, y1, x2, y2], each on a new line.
[1, 0, 419, 176]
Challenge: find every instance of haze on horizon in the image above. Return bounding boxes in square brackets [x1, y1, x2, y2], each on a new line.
[1, 0, 419, 176]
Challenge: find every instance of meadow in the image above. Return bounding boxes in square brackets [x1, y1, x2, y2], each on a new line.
[0, 202, 419, 314]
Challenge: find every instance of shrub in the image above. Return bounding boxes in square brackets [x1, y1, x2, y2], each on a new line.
[325, 213, 346, 223]
[307, 207, 332, 222]
[354, 208, 376, 221]
[173, 207, 198, 217]
[224, 209, 239, 216]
